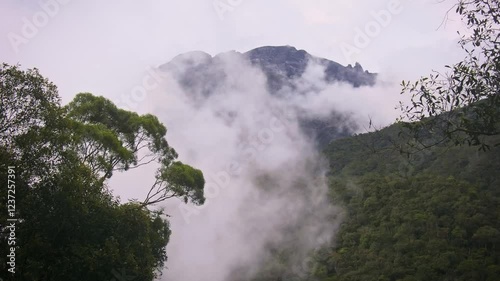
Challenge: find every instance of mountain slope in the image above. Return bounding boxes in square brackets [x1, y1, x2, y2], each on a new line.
[240, 122, 500, 281]
[318, 125, 500, 280]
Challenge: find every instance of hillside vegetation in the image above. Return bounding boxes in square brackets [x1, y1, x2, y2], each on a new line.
[316, 124, 500, 281]
[239, 122, 500, 281]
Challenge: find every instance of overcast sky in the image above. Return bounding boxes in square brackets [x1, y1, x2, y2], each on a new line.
[1, 0, 467, 106]
[0, 0, 471, 215]
[0, 1, 475, 279]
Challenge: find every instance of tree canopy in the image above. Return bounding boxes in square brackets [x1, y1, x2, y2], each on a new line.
[399, 0, 500, 151]
[0, 63, 205, 280]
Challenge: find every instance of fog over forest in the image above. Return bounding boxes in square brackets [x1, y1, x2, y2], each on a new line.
[1, 1, 499, 281]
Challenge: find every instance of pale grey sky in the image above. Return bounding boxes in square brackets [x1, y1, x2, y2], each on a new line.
[1, 0, 466, 105]
[0, 0, 470, 207]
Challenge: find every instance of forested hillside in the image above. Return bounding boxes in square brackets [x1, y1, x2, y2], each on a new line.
[312, 1, 500, 278]
[317, 124, 500, 280]
[237, 122, 500, 281]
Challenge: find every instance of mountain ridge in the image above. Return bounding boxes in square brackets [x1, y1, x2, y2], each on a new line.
[158, 46, 377, 147]
[160, 46, 377, 93]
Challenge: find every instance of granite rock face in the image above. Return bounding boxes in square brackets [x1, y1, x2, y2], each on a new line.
[246, 46, 376, 91]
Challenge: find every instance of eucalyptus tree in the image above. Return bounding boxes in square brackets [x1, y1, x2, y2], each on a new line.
[0, 63, 204, 280]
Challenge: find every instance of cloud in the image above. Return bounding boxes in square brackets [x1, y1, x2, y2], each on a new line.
[109, 49, 410, 280]
[0, 1, 472, 279]
[129, 52, 348, 281]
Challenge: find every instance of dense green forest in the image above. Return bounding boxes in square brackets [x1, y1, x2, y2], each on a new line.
[317, 125, 500, 281]
[240, 124, 500, 281]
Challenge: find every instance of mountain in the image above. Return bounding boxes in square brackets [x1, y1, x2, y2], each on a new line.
[160, 46, 376, 95]
[245, 46, 376, 91]
[159, 46, 377, 147]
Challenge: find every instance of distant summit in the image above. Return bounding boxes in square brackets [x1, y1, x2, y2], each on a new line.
[160, 46, 376, 96]
[159, 46, 377, 147]
[245, 46, 376, 90]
